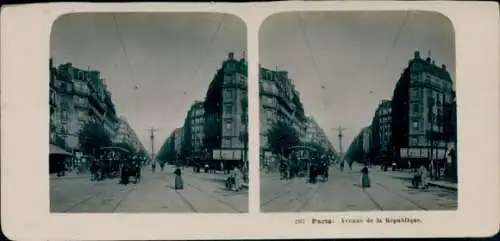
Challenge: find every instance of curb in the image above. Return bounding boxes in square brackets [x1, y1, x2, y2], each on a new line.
[427, 181, 457, 191]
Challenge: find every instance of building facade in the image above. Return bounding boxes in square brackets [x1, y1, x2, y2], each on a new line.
[346, 128, 365, 163]
[113, 117, 146, 154]
[182, 101, 205, 164]
[305, 116, 332, 152]
[369, 99, 392, 165]
[50, 59, 122, 152]
[173, 127, 184, 159]
[157, 130, 177, 164]
[259, 66, 307, 161]
[362, 126, 371, 158]
[204, 52, 248, 169]
[391, 51, 455, 168]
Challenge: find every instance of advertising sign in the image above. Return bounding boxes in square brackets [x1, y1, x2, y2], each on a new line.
[212, 149, 221, 160]
[213, 149, 243, 160]
[400, 148, 408, 158]
[400, 148, 446, 159]
[221, 150, 233, 160]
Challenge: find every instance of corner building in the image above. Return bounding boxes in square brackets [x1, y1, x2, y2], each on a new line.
[391, 51, 455, 168]
[204, 52, 248, 170]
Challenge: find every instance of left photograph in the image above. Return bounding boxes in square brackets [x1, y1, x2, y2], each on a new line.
[49, 13, 248, 213]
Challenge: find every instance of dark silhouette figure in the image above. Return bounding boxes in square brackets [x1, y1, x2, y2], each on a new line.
[174, 168, 184, 190]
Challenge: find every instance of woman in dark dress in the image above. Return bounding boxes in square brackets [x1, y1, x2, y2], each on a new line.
[361, 164, 370, 188]
[174, 167, 184, 190]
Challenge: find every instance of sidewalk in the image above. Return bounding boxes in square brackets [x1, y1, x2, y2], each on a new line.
[367, 164, 458, 191]
[181, 168, 249, 189]
[426, 180, 458, 190]
[50, 171, 89, 180]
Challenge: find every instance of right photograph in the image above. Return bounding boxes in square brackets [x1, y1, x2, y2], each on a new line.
[259, 11, 457, 212]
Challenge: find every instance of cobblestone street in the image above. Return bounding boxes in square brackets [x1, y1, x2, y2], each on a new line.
[51, 165, 248, 213]
[260, 164, 457, 212]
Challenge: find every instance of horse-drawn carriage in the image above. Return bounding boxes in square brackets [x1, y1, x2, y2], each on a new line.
[100, 146, 142, 185]
[314, 162, 329, 182]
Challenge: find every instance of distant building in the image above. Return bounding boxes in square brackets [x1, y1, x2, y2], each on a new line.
[391, 51, 455, 168]
[369, 99, 392, 164]
[204, 52, 248, 169]
[182, 100, 205, 164]
[305, 116, 333, 152]
[157, 130, 177, 164]
[362, 126, 371, 158]
[259, 66, 307, 161]
[173, 127, 184, 159]
[113, 117, 146, 154]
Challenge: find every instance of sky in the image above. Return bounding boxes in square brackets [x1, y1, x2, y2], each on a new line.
[259, 11, 455, 153]
[51, 13, 247, 153]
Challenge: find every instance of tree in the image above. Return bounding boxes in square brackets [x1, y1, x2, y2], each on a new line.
[78, 122, 112, 156]
[267, 120, 301, 157]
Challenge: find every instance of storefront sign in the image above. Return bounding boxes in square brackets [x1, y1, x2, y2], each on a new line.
[213, 149, 242, 160]
[400, 148, 446, 159]
[212, 149, 221, 160]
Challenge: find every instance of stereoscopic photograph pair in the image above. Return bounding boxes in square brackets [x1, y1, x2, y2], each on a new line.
[48, 11, 457, 214]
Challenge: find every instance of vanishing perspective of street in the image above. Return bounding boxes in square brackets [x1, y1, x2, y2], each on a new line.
[261, 163, 457, 212]
[49, 13, 248, 212]
[259, 11, 457, 212]
[51, 165, 248, 213]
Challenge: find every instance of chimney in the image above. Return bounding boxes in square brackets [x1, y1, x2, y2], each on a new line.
[441, 64, 447, 70]
[414, 51, 421, 59]
[228, 52, 234, 60]
[426, 57, 431, 63]
[432, 60, 436, 65]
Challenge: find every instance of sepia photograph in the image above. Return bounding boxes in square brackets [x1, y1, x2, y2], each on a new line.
[259, 11, 458, 212]
[49, 12, 248, 213]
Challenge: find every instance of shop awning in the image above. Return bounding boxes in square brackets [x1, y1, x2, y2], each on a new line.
[50, 144, 72, 156]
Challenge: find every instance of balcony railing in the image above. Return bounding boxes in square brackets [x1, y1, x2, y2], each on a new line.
[88, 91, 106, 114]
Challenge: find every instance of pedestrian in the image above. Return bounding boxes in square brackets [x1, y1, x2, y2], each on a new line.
[419, 165, 428, 189]
[174, 167, 184, 190]
[152, 162, 156, 173]
[232, 166, 242, 191]
[361, 163, 370, 188]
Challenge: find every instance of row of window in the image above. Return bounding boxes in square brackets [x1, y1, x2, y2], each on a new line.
[261, 80, 277, 94]
[411, 72, 453, 91]
[190, 117, 204, 126]
[410, 87, 451, 104]
[260, 70, 284, 82]
[262, 96, 276, 106]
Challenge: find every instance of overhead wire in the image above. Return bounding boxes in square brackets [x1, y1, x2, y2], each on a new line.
[297, 13, 322, 88]
[370, 11, 411, 107]
[112, 14, 144, 149]
[381, 11, 411, 69]
[297, 12, 336, 143]
[158, 14, 225, 141]
[191, 14, 226, 85]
